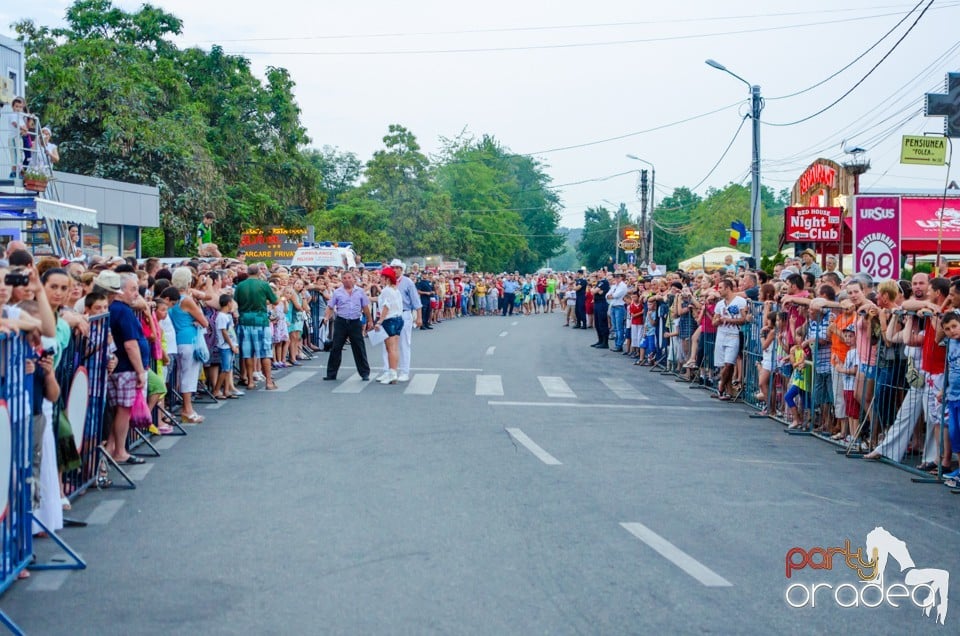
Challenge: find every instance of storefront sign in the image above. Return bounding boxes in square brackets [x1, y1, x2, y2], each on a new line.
[900, 135, 946, 166]
[238, 226, 307, 263]
[784, 207, 842, 242]
[854, 196, 900, 281]
[798, 163, 837, 196]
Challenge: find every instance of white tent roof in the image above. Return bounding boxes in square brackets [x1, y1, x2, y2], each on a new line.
[678, 246, 750, 271]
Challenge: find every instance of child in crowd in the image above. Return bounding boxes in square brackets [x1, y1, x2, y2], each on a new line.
[627, 292, 643, 359]
[756, 309, 777, 413]
[214, 294, 240, 400]
[785, 345, 808, 430]
[834, 325, 859, 443]
[563, 287, 577, 326]
[638, 296, 659, 366]
[939, 311, 960, 484]
[270, 289, 289, 368]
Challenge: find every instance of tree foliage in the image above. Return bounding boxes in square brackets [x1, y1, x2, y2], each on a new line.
[576, 204, 631, 271]
[16, 0, 321, 256]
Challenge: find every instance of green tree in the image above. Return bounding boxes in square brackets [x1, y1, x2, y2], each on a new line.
[305, 145, 362, 210]
[577, 205, 629, 270]
[363, 125, 453, 257]
[651, 187, 700, 269]
[17, 1, 323, 256]
[305, 190, 395, 261]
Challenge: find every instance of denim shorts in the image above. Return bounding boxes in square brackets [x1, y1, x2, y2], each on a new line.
[382, 316, 404, 337]
[859, 363, 878, 380]
[219, 347, 234, 373]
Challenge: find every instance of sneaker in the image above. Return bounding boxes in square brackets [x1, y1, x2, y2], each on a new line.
[253, 372, 265, 382]
[375, 371, 390, 382]
[397, 373, 410, 382]
[943, 468, 960, 480]
[148, 424, 160, 436]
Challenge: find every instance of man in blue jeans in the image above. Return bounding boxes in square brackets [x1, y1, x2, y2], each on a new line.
[607, 271, 628, 352]
[502, 275, 519, 316]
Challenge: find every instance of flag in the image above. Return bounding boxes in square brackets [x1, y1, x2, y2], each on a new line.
[729, 229, 740, 246]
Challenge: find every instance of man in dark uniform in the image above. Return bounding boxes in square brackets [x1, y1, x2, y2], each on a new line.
[574, 268, 588, 329]
[417, 273, 434, 330]
[591, 271, 611, 348]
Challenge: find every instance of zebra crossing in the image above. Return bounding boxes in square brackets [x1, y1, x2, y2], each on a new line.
[312, 370, 676, 401]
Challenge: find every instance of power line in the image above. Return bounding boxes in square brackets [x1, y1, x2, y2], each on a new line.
[201, 3, 931, 43]
[763, 0, 935, 127]
[766, 0, 925, 101]
[689, 115, 749, 192]
[222, 6, 956, 57]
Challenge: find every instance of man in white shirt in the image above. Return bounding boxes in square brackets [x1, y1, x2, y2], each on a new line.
[711, 278, 748, 401]
[379, 259, 422, 382]
[607, 271, 628, 352]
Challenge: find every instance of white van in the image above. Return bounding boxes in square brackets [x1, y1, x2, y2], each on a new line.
[290, 246, 358, 269]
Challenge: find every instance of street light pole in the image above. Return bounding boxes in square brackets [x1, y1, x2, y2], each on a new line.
[705, 59, 763, 265]
[625, 155, 655, 263]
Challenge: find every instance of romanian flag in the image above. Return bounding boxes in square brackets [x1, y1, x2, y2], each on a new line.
[729, 220, 747, 246]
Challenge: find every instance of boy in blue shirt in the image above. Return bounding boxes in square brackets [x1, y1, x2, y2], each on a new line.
[940, 311, 960, 484]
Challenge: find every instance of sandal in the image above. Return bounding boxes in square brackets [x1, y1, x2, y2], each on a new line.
[181, 412, 205, 424]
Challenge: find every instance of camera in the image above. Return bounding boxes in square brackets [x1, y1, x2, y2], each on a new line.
[4, 269, 29, 287]
[39, 348, 55, 359]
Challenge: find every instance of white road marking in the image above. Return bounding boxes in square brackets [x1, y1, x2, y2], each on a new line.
[486, 346, 496, 356]
[153, 436, 182, 451]
[475, 375, 504, 396]
[124, 463, 155, 482]
[599, 377, 648, 400]
[620, 522, 732, 587]
[404, 373, 439, 395]
[332, 373, 369, 394]
[85, 499, 125, 525]
[26, 571, 70, 592]
[735, 460, 819, 467]
[511, 321, 518, 326]
[499, 331, 508, 338]
[800, 491, 860, 506]
[275, 370, 317, 392]
[537, 376, 576, 399]
[375, 367, 482, 372]
[506, 428, 562, 465]
[488, 401, 720, 411]
[204, 400, 226, 410]
[659, 380, 696, 401]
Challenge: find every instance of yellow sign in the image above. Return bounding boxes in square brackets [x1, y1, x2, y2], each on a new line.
[900, 135, 946, 166]
[619, 239, 639, 251]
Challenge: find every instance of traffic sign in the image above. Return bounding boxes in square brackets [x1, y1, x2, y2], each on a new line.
[619, 239, 639, 250]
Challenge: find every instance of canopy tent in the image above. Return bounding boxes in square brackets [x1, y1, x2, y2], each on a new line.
[678, 247, 751, 271]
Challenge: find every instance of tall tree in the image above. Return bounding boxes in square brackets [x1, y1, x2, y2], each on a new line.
[577, 205, 630, 270]
[305, 146, 362, 210]
[651, 187, 700, 269]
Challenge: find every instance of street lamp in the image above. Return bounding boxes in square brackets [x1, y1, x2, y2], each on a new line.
[705, 59, 763, 265]
[625, 155, 655, 263]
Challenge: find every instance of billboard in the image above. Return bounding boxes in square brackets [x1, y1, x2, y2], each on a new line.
[854, 196, 900, 281]
[784, 207, 842, 242]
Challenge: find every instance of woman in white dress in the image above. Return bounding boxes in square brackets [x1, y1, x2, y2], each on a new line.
[374, 268, 404, 385]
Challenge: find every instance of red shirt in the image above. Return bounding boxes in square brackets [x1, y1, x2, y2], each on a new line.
[921, 317, 946, 374]
[628, 301, 643, 325]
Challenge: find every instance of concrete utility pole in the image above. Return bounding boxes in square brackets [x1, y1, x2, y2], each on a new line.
[626, 155, 656, 264]
[639, 170, 649, 263]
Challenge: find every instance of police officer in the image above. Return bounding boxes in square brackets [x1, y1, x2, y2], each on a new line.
[416, 271, 435, 330]
[574, 268, 588, 329]
[591, 271, 611, 348]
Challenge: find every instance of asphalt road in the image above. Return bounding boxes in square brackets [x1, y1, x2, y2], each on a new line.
[4, 311, 959, 635]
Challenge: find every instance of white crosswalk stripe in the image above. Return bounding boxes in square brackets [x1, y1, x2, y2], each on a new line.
[475, 375, 504, 396]
[599, 377, 648, 400]
[537, 376, 576, 399]
[404, 373, 439, 395]
[332, 373, 370, 393]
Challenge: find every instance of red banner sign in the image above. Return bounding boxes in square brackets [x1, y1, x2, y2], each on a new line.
[784, 207, 842, 242]
[798, 164, 837, 196]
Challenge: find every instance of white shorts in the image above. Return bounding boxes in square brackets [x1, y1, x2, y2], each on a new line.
[716, 335, 740, 366]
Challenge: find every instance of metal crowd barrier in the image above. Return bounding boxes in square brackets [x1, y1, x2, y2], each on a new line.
[57, 314, 119, 498]
[0, 332, 85, 636]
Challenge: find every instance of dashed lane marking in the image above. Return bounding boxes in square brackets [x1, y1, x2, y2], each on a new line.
[506, 428, 562, 465]
[599, 377, 648, 400]
[275, 370, 317, 392]
[26, 571, 70, 592]
[404, 373, 439, 395]
[499, 331, 508, 338]
[620, 522, 733, 587]
[85, 500, 125, 525]
[486, 346, 496, 356]
[332, 373, 369, 394]
[537, 376, 576, 399]
[475, 375, 504, 396]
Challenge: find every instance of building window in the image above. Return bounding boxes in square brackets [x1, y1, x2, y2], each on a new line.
[101, 224, 119, 257]
[81, 224, 100, 256]
[122, 225, 139, 258]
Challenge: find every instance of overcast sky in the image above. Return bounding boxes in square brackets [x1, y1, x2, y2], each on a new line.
[5, 1, 960, 227]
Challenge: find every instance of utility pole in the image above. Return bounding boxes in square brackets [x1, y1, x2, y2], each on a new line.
[639, 170, 649, 263]
[749, 84, 763, 265]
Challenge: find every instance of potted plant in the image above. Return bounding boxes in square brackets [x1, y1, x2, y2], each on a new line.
[22, 167, 49, 193]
